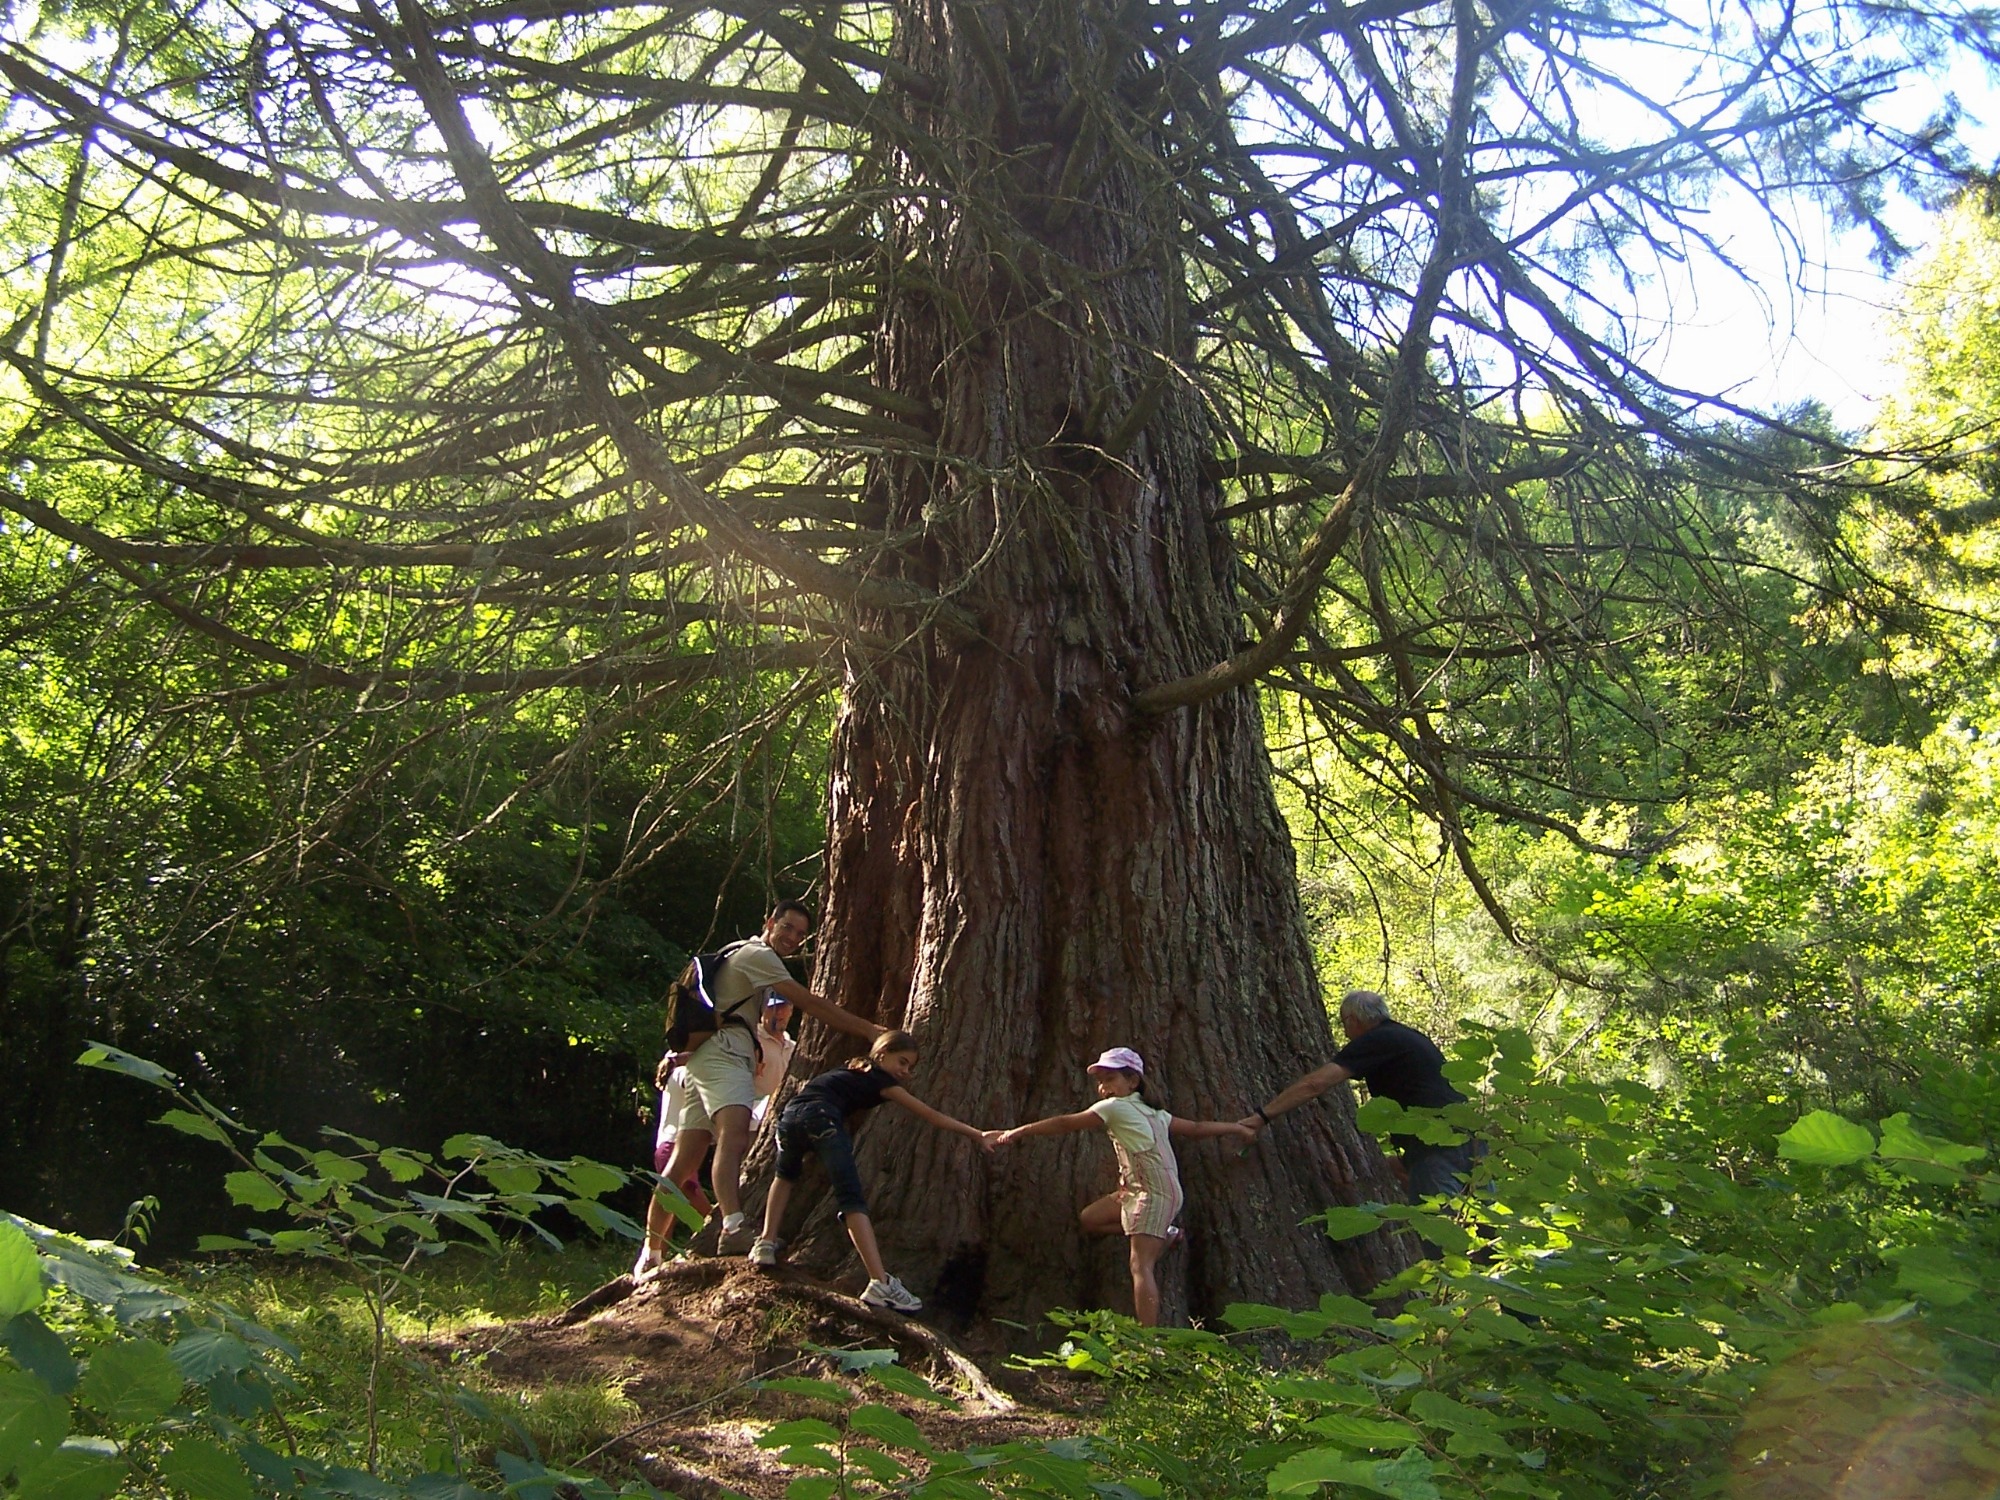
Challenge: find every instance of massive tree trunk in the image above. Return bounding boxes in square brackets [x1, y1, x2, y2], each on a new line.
[763, 0, 1410, 1327]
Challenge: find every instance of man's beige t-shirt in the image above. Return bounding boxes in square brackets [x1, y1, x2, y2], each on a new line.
[713, 938, 792, 1015]
[674, 940, 797, 1130]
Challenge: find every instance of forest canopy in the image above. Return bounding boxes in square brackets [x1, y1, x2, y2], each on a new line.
[1, 0, 1988, 844]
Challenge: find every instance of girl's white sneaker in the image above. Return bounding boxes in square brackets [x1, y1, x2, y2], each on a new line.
[860, 1274, 922, 1312]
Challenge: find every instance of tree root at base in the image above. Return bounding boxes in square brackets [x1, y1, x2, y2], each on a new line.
[548, 1260, 1015, 1411]
[773, 1278, 1017, 1412]
[550, 1258, 730, 1326]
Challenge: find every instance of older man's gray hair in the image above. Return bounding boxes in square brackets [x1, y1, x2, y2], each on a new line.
[1339, 988, 1393, 1026]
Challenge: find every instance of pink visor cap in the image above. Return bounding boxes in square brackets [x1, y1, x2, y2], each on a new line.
[1087, 1046, 1146, 1075]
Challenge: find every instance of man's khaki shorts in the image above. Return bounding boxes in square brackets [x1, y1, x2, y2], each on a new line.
[673, 1027, 758, 1132]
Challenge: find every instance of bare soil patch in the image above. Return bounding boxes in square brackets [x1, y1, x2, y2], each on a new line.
[425, 1259, 1095, 1498]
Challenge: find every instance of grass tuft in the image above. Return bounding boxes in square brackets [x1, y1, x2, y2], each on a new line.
[179, 1241, 633, 1476]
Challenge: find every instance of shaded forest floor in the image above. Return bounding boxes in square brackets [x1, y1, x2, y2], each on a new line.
[421, 1259, 1091, 1499]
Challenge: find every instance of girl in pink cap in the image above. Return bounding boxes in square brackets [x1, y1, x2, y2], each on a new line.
[996, 1047, 1255, 1324]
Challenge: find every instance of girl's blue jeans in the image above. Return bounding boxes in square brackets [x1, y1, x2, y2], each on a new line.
[774, 1099, 870, 1216]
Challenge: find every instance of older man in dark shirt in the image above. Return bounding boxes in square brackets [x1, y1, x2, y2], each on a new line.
[1240, 988, 1476, 1198]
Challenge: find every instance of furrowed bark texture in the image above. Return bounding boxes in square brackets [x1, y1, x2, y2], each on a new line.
[765, 0, 1410, 1327]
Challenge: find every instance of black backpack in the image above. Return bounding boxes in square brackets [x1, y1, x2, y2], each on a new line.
[663, 941, 757, 1053]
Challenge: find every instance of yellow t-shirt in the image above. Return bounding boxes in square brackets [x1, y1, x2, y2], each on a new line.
[1088, 1094, 1180, 1194]
[713, 938, 792, 1014]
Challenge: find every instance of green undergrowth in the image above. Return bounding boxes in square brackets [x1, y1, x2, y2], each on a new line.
[0, 1043, 1106, 1500]
[0, 1043, 681, 1500]
[181, 1247, 636, 1478]
[184, 1244, 630, 1340]
[10, 1026, 2000, 1500]
[967, 1022, 2000, 1500]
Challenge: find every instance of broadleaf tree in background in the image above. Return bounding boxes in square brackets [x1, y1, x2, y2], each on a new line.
[0, 0, 1995, 1319]
[1286, 187, 2000, 1116]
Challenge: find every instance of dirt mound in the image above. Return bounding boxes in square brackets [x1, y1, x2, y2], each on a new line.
[428, 1259, 1092, 1498]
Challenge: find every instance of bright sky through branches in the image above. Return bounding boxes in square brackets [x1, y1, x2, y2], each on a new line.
[1640, 52, 2000, 431]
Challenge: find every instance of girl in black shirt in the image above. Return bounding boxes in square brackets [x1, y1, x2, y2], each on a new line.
[748, 1028, 992, 1312]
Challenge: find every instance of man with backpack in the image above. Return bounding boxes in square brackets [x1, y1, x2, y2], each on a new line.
[647, 900, 882, 1263]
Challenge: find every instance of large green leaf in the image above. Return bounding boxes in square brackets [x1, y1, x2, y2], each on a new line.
[161, 1437, 254, 1500]
[478, 1163, 542, 1195]
[845, 1446, 910, 1484]
[807, 1344, 899, 1370]
[308, 1152, 369, 1186]
[1775, 1111, 1875, 1167]
[1890, 1244, 1983, 1306]
[1302, 1413, 1414, 1448]
[1267, 1446, 1440, 1498]
[1315, 1293, 1377, 1326]
[1444, 1426, 1520, 1462]
[1354, 1097, 1409, 1135]
[1320, 1207, 1384, 1241]
[1264, 1376, 1380, 1408]
[154, 1110, 231, 1146]
[222, 1174, 286, 1214]
[1220, 1303, 1288, 1332]
[650, 1183, 706, 1232]
[1408, 1391, 1504, 1436]
[15, 1442, 124, 1500]
[321, 1464, 406, 1499]
[554, 1160, 626, 1199]
[1877, 1113, 1986, 1173]
[237, 1440, 301, 1493]
[0, 1367, 67, 1480]
[1403, 1212, 1471, 1254]
[112, 1289, 187, 1325]
[169, 1329, 256, 1385]
[867, 1363, 955, 1406]
[376, 1150, 429, 1184]
[75, 1045, 176, 1086]
[1, 1315, 77, 1396]
[0, 1222, 43, 1319]
[994, 1447, 1097, 1498]
[563, 1199, 641, 1239]
[1405, 1114, 1469, 1147]
[77, 1339, 185, 1426]
[32, 1238, 154, 1311]
[849, 1403, 933, 1454]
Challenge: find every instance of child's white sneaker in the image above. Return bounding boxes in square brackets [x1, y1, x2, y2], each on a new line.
[748, 1237, 782, 1268]
[860, 1274, 922, 1312]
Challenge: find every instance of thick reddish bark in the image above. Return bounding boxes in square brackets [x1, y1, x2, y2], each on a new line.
[760, 0, 1410, 1327]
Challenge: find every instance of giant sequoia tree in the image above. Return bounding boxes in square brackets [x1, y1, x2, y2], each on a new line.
[0, 0, 1988, 1320]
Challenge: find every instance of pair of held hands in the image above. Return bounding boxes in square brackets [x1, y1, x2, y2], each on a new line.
[962, 1126, 1091, 1153]
[970, 1119, 1263, 1153]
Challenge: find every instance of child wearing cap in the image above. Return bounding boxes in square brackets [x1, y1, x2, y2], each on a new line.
[995, 1047, 1255, 1325]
